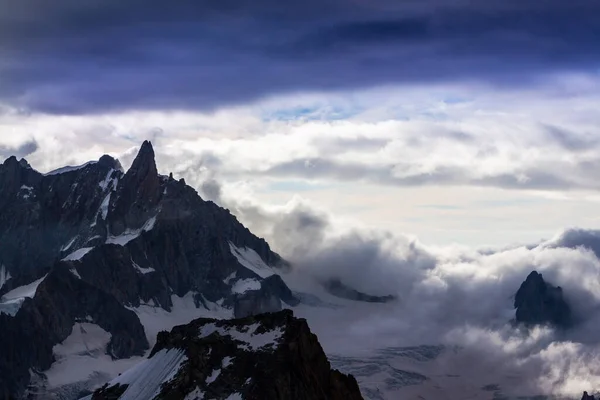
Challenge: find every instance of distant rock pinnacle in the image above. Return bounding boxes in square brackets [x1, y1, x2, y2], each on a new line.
[514, 271, 572, 328]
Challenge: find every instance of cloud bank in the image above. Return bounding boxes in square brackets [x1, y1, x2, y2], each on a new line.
[3, 79, 600, 246]
[213, 187, 600, 397]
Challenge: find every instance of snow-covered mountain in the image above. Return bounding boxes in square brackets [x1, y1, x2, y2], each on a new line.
[0, 141, 298, 399]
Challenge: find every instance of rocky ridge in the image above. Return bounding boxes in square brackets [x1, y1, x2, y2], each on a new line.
[88, 309, 364, 400]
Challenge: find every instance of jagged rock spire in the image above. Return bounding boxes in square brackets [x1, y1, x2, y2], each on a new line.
[108, 140, 162, 235]
[128, 140, 157, 177]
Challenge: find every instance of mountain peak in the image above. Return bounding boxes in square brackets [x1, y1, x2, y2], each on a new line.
[129, 140, 157, 177]
[526, 270, 543, 280]
[2, 155, 18, 167]
[514, 270, 571, 328]
[98, 155, 124, 172]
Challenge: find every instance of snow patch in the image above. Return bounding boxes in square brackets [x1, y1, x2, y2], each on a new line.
[99, 169, 119, 192]
[1, 275, 46, 301]
[62, 236, 78, 252]
[231, 278, 261, 294]
[70, 268, 82, 279]
[62, 247, 94, 261]
[104, 348, 187, 400]
[0, 299, 23, 317]
[198, 322, 283, 351]
[86, 235, 102, 243]
[132, 292, 233, 348]
[0, 274, 47, 316]
[184, 387, 205, 400]
[223, 272, 237, 284]
[54, 323, 110, 360]
[99, 192, 111, 220]
[222, 357, 233, 368]
[229, 243, 274, 278]
[206, 368, 221, 384]
[0, 265, 11, 290]
[107, 217, 157, 246]
[225, 393, 243, 400]
[45, 322, 145, 392]
[90, 170, 119, 227]
[45, 161, 96, 176]
[132, 259, 155, 275]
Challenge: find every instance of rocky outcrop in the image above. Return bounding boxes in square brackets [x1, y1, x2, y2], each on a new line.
[583, 391, 597, 400]
[90, 310, 364, 400]
[514, 271, 572, 328]
[324, 279, 396, 303]
[234, 275, 301, 318]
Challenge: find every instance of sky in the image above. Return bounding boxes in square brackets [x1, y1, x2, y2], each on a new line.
[1, 0, 600, 249]
[4, 2, 600, 397]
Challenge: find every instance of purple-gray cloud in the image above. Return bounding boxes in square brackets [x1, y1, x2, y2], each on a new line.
[0, 0, 599, 113]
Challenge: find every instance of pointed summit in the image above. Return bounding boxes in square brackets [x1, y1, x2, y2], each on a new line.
[514, 270, 571, 328]
[108, 141, 162, 235]
[129, 140, 157, 177]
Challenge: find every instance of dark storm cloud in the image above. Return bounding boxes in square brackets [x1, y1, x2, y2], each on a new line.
[549, 229, 600, 259]
[0, 0, 599, 113]
[0, 140, 38, 159]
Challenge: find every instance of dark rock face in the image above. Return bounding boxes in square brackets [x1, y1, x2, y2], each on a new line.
[0, 266, 148, 399]
[583, 392, 597, 400]
[108, 140, 162, 236]
[234, 287, 283, 319]
[91, 310, 364, 400]
[324, 279, 396, 303]
[514, 271, 572, 328]
[234, 275, 301, 318]
[0, 141, 297, 399]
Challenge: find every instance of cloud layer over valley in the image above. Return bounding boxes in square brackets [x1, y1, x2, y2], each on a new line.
[229, 193, 600, 397]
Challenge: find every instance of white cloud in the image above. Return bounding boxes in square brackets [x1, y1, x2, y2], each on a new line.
[3, 76, 600, 247]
